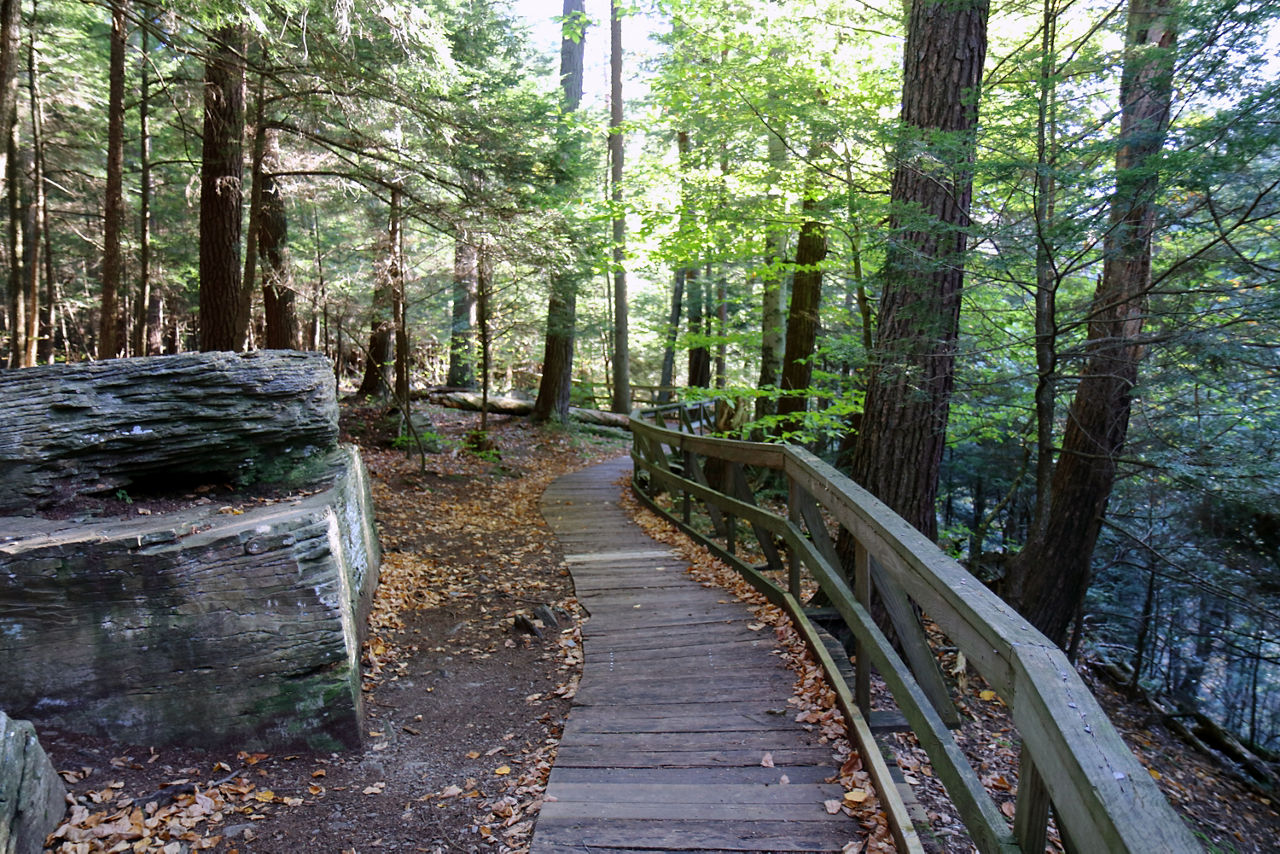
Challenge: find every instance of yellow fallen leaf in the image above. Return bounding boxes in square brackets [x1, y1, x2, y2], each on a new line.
[1149, 768, 1162, 781]
[845, 789, 869, 804]
[253, 790, 275, 802]
[979, 689, 997, 701]
[494, 766, 511, 776]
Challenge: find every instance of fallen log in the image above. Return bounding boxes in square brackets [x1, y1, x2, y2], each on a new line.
[0, 351, 338, 514]
[435, 391, 631, 429]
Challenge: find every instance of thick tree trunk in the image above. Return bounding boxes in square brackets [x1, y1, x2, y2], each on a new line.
[0, 0, 21, 205]
[756, 123, 788, 419]
[6, 117, 22, 367]
[687, 268, 710, 388]
[198, 25, 245, 352]
[843, 0, 990, 540]
[532, 0, 587, 424]
[448, 231, 478, 387]
[1006, 0, 1177, 645]
[657, 269, 683, 401]
[259, 129, 296, 350]
[100, 0, 127, 359]
[133, 4, 154, 355]
[608, 0, 629, 413]
[389, 189, 409, 403]
[776, 201, 826, 435]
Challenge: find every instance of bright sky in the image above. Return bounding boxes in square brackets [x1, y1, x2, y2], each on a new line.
[512, 0, 661, 108]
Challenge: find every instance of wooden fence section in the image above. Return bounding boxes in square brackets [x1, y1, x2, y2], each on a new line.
[629, 408, 1201, 854]
[533, 458, 867, 853]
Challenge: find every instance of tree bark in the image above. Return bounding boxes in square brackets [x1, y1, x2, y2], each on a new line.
[6, 111, 21, 367]
[198, 25, 246, 352]
[608, 0, 629, 413]
[657, 269, 683, 401]
[776, 199, 827, 435]
[687, 267, 710, 388]
[133, 2, 155, 355]
[447, 230, 478, 387]
[100, 0, 128, 359]
[0, 0, 21, 206]
[1006, 0, 1177, 645]
[843, 0, 990, 540]
[355, 196, 403, 399]
[756, 114, 788, 420]
[532, 0, 587, 424]
[259, 128, 297, 349]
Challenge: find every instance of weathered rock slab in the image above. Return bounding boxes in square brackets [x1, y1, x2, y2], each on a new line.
[0, 350, 338, 514]
[0, 446, 380, 752]
[0, 710, 66, 854]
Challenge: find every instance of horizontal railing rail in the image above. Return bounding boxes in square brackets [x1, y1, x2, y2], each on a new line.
[628, 414, 1199, 854]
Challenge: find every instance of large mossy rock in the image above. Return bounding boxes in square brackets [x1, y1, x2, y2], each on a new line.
[0, 710, 66, 854]
[0, 352, 379, 751]
[0, 350, 338, 514]
[0, 447, 379, 751]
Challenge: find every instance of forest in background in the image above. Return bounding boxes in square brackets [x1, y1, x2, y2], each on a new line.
[1, 0, 1279, 783]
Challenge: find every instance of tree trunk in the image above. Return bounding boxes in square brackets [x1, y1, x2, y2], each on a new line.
[389, 189, 409, 403]
[657, 269, 683, 401]
[355, 197, 403, 399]
[843, 0, 990, 540]
[133, 3, 154, 355]
[259, 128, 297, 349]
[6, 115, 21, 367]
[687, 267, 710, 388]
[1029, 0, 1061, 538]
[1006, 0, 1176, 645]
[20, 145, 37, 368]
[608, 0, 629, 413]
[776, 199, 826, 435]
[198, 25, 246, 352]
[756, 116, 788, 420]
[100, 0, 128, 359]
[532, 0, 587, 424]
[0, 0, 21, 206]
[447, 230, 478, 387]
[238, 54, 268, 349]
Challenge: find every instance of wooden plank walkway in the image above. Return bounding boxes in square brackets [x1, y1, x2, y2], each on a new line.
[531, 457, 859, 853]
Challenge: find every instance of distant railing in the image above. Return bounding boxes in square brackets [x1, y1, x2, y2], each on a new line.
[628, 412, 1199, 854]
[570, 380, 687, 410]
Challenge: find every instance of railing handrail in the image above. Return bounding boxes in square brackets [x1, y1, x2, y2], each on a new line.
[627, 415, 1199, 853]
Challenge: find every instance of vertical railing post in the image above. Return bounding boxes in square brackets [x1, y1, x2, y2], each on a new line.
[787, 478, 803, 600]
[854, 537, 872, 718]
[682, 450, 692, 525]
[1014, 753, 1051, 854]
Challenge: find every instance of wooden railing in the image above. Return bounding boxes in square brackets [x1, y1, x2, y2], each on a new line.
[628, 413, 1200, 854]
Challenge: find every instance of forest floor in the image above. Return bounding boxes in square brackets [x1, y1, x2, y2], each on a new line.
[38, 401, 1280, 854]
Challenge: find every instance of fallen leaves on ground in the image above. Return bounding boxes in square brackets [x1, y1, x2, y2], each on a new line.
[47, 765, 299, 853]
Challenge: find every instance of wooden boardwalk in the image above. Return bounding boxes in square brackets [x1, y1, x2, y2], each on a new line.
[531, 457, 858, 854]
